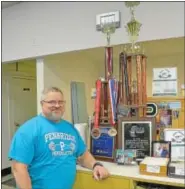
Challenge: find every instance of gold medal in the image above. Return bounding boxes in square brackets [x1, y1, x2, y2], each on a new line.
[108, 128, 117, 137]
[91, 128, 101, 139]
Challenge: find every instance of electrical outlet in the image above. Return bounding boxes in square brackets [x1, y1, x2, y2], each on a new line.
[96, 11, 121, 31]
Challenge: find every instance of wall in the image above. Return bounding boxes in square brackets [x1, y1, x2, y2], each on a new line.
[2, 1, 184, 62]
[44, 51, 104, 122]
[2, 61, 36, 169]
[2, 61, 36, 77]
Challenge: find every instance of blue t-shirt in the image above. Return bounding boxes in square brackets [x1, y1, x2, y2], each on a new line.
[8, 114, 87, 189]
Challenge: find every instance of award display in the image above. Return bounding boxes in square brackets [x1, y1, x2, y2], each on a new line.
[121, 120, 152, 161]
[91, 126, 115, 161]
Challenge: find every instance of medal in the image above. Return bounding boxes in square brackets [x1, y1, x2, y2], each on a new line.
[108, 127, 117, 137]
[91, 79, 102, 139]
[91, 128, 101, 139]
[108, 78, 118, 136]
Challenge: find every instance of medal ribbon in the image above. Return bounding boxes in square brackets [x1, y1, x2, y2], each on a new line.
[94, 79, 102, 129]
[106, 47, 113, 78]
[109, 78, 118, 126]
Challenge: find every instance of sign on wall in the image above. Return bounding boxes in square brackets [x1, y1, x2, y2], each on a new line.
[152, 67, 177, 96]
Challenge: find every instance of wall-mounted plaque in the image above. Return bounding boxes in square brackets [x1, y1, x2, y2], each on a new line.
[90, 125, 117, 162]
[164, 128, 185, 162]
[119, 119, 152, 161]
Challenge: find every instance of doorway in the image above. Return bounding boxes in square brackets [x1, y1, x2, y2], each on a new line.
[10, 77, 37, 135]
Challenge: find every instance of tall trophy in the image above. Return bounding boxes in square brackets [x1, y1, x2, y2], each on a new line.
[91, 20, 118, 140]
[91, 18, 118, 162]
[119, 2, 147, 118]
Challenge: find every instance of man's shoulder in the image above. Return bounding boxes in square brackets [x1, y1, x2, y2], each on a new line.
[61, 120, 81, 136]
[22, 115, 39, 126]
[61, 119, 74, 128]
[16, 116, 40, 134]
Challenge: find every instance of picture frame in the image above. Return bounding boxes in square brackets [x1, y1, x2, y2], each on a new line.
[115, 149, 125, 165]
[152, 141, 171, 159]
[117, 117, 153, 161]
[124, 149, 137, 165]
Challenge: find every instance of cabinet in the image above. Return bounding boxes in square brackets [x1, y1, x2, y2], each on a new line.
[74, 163, 185, 189]
[73, 171, 131, 189]
[147, 97, 185, 129]
[73, 170, 184, 189]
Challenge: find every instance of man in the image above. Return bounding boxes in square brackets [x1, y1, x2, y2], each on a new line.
[160, 145, 169, 158]
[8, 87, 110, 189]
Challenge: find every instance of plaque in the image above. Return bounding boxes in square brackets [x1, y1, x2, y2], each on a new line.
[120, 120, 152, 161]
[90, 125, 116, 162]
[164, 128, 185, 162]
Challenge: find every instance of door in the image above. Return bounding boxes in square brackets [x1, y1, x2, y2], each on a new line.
[10, 77, 37, 134]
[2, 79, 11, 169]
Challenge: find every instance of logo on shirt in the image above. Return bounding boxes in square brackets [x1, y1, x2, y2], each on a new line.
[45, 132, 76, 156]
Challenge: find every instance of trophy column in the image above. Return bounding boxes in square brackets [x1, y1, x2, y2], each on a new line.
[119, 53, 147, 118]
[90, 22, 118, 162]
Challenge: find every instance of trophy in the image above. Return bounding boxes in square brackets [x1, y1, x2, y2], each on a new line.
[91, 20, 117, 139]
[125, 1, 142, 54]
[119, 1, 147, 118]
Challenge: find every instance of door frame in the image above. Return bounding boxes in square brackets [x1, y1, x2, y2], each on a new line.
[4, 73, 36, 138]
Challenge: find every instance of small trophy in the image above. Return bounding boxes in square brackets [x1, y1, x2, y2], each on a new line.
[101, 21, 116, 46]
[124, 1, 143, 54]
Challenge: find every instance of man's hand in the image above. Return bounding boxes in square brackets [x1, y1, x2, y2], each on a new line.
[77, 150, 110, 181]
[93, 165, 110, 181]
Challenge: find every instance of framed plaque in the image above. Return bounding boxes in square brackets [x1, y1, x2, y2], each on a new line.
[90, 125, 117, 162]
[164, 128, 185, 162]
[118, 118, 153, 161]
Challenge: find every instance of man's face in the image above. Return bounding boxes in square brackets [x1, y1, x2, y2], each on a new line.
[41, 91, 65, 122]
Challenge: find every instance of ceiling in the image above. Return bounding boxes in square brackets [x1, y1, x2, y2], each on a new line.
[1, 1, 21, 9]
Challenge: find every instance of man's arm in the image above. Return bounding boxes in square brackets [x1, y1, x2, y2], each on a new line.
[77, 150, 110, 181]
[77, 150, 96, 170]
[11, 160, 32, 189]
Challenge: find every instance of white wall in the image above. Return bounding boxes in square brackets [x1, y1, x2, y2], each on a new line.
[2, 1, 184, 63]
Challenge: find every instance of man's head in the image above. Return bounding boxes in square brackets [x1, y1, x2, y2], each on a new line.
[40, 87, 66, 122]
[163, 145, 167, 150]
